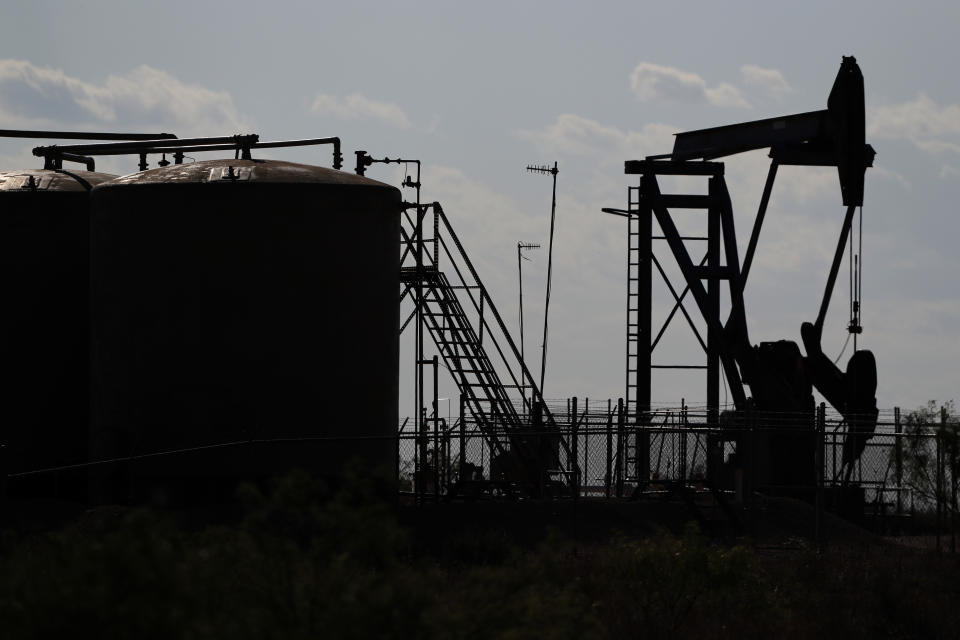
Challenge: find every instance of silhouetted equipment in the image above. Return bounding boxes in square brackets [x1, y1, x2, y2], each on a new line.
[89, 158, 399, 501]
[0, 168, 117, 499]
[0, 130, 392, 504]
[396, 203, 574, 496]
[605, 56, 878, 495]
[34, 135, 344, 172]
[353, 151, 573, 497]
[0, 129, 181, 501]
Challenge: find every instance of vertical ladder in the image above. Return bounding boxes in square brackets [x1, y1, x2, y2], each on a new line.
[624, 185, 647, 482]
[625, 185, 641, 428]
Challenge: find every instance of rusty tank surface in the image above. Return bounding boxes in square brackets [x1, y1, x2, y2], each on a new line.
[89, 158, 401, 501]
[0, 168, 116, 499]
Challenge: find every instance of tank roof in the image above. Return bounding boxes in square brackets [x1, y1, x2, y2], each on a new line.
[103, 158, 397, 190]
[0, 168, 117, 192]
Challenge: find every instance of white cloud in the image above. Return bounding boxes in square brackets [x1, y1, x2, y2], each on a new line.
[915, 139, 960, 155]
[740, 64, 793, 99]
[517, 113, 675, 159]
[310, 92, 411, 129]
[0, 59, 249, 135]
[940, 164, 960, 180]
[868, 94, 960, 154]
[629, 62, 750, 108]
[704, 82, 752, 109]
[870, 165, 912, 190]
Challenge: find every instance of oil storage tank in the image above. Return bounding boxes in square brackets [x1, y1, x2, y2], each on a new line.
[89, 158, 401, 501]
[0, 168, 116, 499]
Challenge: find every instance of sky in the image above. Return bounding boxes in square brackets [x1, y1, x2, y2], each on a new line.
[1, 1, 958, 415]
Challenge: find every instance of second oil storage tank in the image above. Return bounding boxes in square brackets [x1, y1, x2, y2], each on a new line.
[89, 158, 401, 501]
[0, 168, 116, 500]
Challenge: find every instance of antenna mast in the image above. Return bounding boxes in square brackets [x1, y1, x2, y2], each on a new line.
[517, 241, 540, 412]
[526, 161, 559, 398]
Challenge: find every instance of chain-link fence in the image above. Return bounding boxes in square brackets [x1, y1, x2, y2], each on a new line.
[398, 399, 958, 528]
[3, 400, 956, 544]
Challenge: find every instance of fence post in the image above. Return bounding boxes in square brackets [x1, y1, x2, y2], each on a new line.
[815, 403, 825, 552]
[0, 443, 6, 514]
[583, 398, 590, 495]
[749, 410, 757, 529]
[937, 407, 944, 553]
[606, 399, 613, 499]
[679, 399, 688, 485]
[459, 394, 466, 483]
[571, 396, 579, 498]
[616, 398, 625, 498]
[895, 407, 902, 515]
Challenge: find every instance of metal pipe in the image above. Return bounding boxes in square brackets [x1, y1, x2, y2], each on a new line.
[50, 139, 335, 159]
[253, 137, 342, 170]
[32, 134, 258, 156]
[59, 152, 95, 172]
[1, 130, 176, 140]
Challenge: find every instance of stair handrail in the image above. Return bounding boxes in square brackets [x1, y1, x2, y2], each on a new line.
[433, 204, 575, 474]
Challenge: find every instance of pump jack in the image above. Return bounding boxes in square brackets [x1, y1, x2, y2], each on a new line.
[605, 57, 878, 492]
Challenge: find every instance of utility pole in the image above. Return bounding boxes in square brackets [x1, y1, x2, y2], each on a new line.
[517, 241, 540, 413]
[526, 161, 558, 399]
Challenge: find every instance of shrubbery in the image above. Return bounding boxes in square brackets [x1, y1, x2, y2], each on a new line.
[2, 469, 959, 638]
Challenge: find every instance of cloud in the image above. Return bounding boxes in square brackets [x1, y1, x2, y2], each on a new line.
[870, 165, 912, 190]
[740, 64, 793, 99]
[915, 139, 960, 155]
[629, 62, 750, 108]
[310, 93, 411, 129]
[868, 94, 960, 154]
[940, 164, 960, 180]
[0, 59, 248, 135]
[517, 113, 676, 159]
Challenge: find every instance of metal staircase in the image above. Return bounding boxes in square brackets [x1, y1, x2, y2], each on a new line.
[399, 203, 575, 491]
